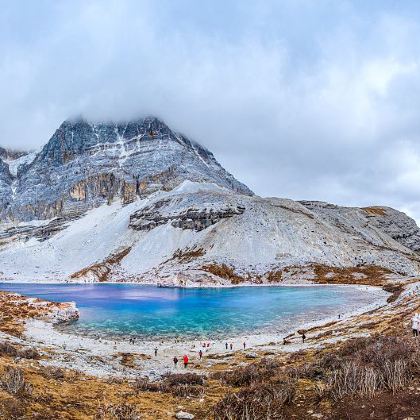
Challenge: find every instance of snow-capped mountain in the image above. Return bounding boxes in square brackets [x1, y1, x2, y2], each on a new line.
[0, 117, 420, 285]
[0, 117, 252, 221]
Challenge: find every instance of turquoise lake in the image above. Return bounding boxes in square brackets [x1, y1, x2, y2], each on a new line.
[0, 283, 376, 339]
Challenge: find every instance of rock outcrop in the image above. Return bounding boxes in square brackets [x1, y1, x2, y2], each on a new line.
[0, 159, 12, 208]
[129, 197, 245, 232]
[300, 201, 420, 253]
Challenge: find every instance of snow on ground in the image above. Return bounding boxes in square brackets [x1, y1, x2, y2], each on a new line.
[4, 151, 37, 176]
[0, 181, 420, 283]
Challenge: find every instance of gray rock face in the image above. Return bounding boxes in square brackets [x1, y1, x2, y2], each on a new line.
[0, 159, 12, 209]
[129, 197, 245, 232]
[300, 201, 420, 253]
[0, 117, 252, 221]
[0, 147, 27, 161]
[363, 206, 420, 252]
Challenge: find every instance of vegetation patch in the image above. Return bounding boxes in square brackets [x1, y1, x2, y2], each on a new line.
[311, 264, 393, 286]
[71, 246, 132, 282]
[172, 247, 205, 263]
[95, 402, 142, 420]
[362, 206, 387, 216]
[135, 372, 206, 398]
[202, 263, 245, 284]
[0, 367, 33, 397]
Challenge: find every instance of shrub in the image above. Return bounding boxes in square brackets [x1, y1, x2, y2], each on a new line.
[213, 379, 296, 420]
[134, 377, 163, 393]
[286, 362, 325, 380]
[0, 397, 26, 419]
[162, 372, 205, 386]
[0, 342, 18, 357]
[134, 373, 206, 398]
[315, 335, 419, 400]
[40, 366, 65, 380]
[216, 358, 280, 387]
[0, 367, 33, 396]
[328, 361, 380, 400]
[18, 347, 40, 360]
[0, 342, 40, 360]
[327, 352, 417, 400]
[95, 403, 141, 420]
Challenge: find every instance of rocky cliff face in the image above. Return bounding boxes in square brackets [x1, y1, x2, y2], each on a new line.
[0, 117, 252, 221]
[300, 201, 420, 253]
[0, 159, 12, 209]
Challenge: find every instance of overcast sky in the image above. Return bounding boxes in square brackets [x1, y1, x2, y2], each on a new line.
[2, 0, 420, 220]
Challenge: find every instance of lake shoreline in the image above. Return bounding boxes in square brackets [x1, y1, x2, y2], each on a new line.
[0, 281, 391, 379]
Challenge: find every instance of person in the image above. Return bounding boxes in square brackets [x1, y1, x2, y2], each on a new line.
[173, 356, 178, 367]
[154, 347, 158, 357]
[243, 342, 246, 350]
[199, 349, 203, 360]
[230, 343, 233, 350]
[225, 342, 228, 350]
[183, 354, 189, 368]
[302, 333, 306, 343]
[283, 338, 287, 345]
[412, 313, 419, 337]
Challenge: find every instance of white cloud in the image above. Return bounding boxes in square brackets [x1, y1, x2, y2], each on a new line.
[1, 0, 420, 221]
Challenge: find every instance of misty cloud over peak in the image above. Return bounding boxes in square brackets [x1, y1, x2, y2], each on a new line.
[1, 0, 420, 220]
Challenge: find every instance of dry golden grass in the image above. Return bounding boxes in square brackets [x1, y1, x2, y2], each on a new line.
[202, 263, 245, 284]
[71, 247, 132, 282]
[362, 206, 387, 216]
[311, 264, 393, 286]
[0, 292, 73, 337]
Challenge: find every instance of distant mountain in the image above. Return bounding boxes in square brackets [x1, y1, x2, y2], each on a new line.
[0, 116, 419, 285]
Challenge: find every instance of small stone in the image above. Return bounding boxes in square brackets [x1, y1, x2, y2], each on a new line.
[311, 414, 323, 419]
[176, 411, 195, 420]
[245, 352, 257, 359]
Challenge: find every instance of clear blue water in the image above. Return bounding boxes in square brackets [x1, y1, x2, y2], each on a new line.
[0, 283, 371, 339]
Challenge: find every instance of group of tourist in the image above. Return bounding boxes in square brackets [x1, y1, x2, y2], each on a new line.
[148, 340, 251, 369]
[126, 309, 420, 372]
[412, 313, 420, 337]
[172, 355, 189, 368]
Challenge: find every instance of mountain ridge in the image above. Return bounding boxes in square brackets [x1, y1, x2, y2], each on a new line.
[0, 117, 419, 285]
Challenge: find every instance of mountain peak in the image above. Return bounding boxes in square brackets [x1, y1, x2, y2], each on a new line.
[0, 116, 252, 221]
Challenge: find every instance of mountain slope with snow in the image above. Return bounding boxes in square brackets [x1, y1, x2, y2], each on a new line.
[0, 117, 419, 285]
[0, 180, 419, 285]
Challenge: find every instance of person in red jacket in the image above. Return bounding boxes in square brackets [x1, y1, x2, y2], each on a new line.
[183, 354, 189, 368]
